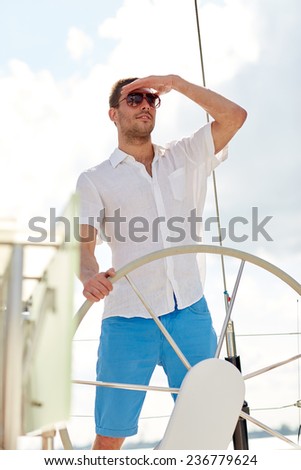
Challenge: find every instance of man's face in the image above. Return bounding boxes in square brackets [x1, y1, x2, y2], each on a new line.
[110, 88, 157, 140]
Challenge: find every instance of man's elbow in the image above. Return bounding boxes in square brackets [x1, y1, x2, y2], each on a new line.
[233, 106, 247, 129]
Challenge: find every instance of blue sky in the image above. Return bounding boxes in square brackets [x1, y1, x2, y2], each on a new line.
[0, 0, 123, 78]
[1, 0, 300, 449]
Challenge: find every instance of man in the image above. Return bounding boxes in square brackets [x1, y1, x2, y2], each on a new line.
[76, 74, 247, 450]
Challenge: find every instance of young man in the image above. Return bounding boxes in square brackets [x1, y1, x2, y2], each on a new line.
[76, 74, 247, 450]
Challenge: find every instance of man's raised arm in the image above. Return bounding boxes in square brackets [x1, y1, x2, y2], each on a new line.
[121, 74, 247, 154]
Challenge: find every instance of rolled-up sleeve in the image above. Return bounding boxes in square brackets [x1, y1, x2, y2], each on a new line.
[171, 122, 228, 175]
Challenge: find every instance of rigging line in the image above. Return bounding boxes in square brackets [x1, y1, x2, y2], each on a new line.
[194, 0, 208, 93]
[73, 331, 301, 342]
[236, 332, 301, 337]
[251, 404, 298, 412]
[193, 0, 228, 302]
[296, 299, 301, 442]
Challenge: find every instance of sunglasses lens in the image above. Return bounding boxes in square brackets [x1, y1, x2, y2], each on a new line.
[146, 93, 160, 108]
[127, 93, 143, 106]
[126, 92, 161, 108]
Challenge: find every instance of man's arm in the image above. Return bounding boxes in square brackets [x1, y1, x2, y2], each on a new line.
[121, 75, 247, 154]
[79, 224, 115, 302]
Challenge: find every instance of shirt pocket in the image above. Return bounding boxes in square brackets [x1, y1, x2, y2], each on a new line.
[168, 167, 186, 201]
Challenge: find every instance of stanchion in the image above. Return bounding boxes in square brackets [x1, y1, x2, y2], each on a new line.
[225, 320, 249, 450]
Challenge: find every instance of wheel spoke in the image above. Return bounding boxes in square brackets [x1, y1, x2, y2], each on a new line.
[240, 410, 301, 449]
[125, 274, 191, 370]
[243, 354, 301, 380]
[73, 379, 179, 394]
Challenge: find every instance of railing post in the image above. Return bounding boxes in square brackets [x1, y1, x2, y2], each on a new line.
[3, 244, 24, 449]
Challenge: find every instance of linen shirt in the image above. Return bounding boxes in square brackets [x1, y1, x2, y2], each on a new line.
[76, 122, 227, 319]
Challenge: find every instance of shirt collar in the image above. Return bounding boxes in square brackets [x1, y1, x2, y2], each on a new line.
[109, 148, 128, 168]
[153, 144, 166, 158]
[109, 144, 166, 168]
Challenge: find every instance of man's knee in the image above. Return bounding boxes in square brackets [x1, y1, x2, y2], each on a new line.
[92, 434, 125, 450]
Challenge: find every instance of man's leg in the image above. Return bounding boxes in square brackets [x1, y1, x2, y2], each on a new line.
[93, 316, 159, 449]
[92, 435, 125, 450]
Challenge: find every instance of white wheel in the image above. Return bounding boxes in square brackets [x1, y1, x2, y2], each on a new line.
[73, 244, 301, 449]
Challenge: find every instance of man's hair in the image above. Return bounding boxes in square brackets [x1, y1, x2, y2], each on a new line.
[109, 77, 138, 108]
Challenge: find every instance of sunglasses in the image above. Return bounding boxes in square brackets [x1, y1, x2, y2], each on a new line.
[119, 92, 161, 109]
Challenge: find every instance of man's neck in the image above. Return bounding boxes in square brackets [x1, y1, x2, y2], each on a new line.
[118, 139, 154, 165]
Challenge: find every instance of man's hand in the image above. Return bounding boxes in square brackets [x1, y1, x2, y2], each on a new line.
[121, 75, 175, 96]
[82, 268, 116, 302]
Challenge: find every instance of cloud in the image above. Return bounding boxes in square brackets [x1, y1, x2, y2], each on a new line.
[200, 0, 260, 83]
[0, 58, 116, 231]
[1, 0, 298, 262]
[0, 0, 262, 231]
[98, 0, 260, 85]
[66, 27, 94, 61]
[1, 0, 299, 265]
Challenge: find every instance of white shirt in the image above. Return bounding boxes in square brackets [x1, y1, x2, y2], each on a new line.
[76, 122, 227, 319]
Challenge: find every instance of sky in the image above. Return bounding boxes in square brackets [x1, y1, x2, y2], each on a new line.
[1, 0, 301, 450]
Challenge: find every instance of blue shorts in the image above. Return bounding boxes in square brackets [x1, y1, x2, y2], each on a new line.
[95, 296, 217, 437]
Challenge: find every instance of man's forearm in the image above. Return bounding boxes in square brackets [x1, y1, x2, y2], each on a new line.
[80, 252, 99, 285]
[171, 74, 246, 127]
